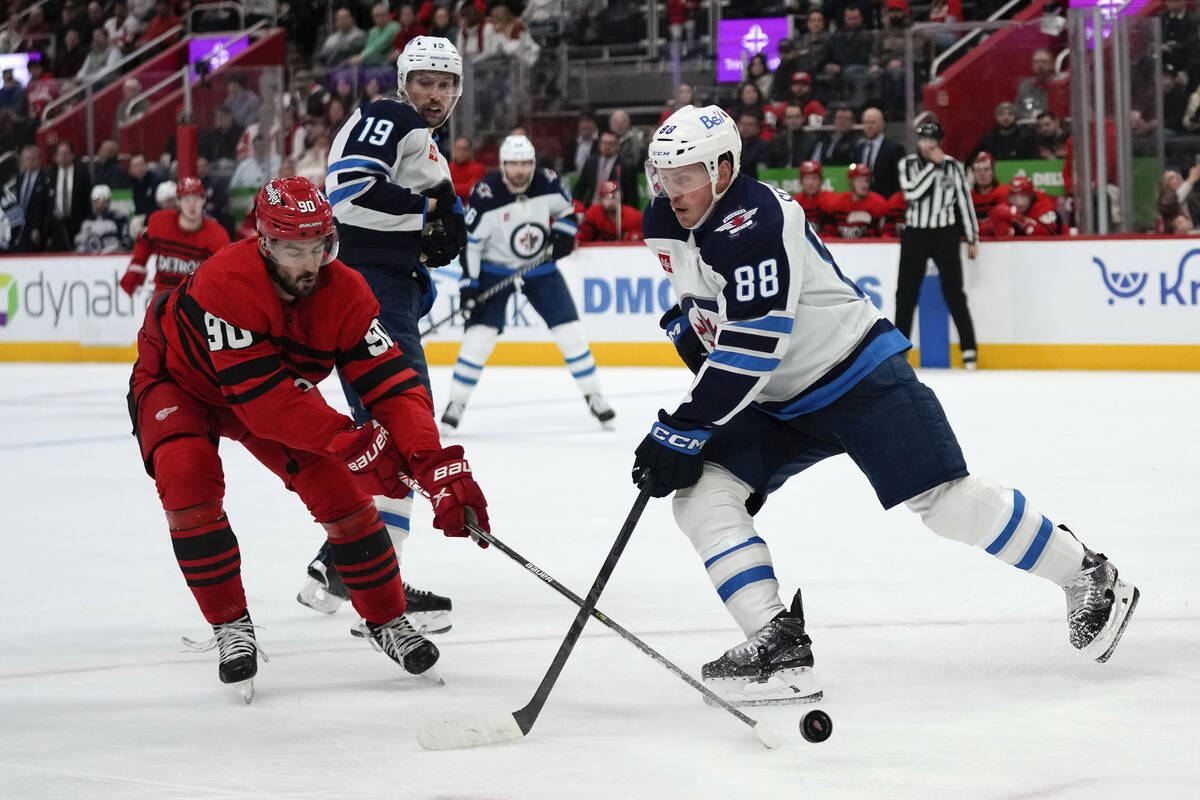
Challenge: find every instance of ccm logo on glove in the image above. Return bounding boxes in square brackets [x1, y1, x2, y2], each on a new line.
[650, 423, 708, 452]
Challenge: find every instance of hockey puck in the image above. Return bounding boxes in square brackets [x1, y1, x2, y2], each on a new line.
[800, 709, 832, 743]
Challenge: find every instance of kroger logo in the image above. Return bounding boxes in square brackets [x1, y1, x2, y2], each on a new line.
[0, 273, 16, 326]
[1094, 251, 1200, 306]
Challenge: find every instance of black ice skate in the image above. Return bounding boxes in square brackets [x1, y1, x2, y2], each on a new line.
[1064, 547, 1139, 663]
[352, 615, 444, 684]
[586, 393, 616, 429]
[440, 400, 465, 432]
[403, 582, 453, 634]
[182, 610, 268, 704]
[701, 590, 823, 707]
[296, 543, 350, 615]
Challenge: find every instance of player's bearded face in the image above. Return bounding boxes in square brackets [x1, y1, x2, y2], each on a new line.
[263, 238, 329, 299]
[656, 163, 713, 228]
[502, 160, 534, 191]
[407, 72, 457, 127]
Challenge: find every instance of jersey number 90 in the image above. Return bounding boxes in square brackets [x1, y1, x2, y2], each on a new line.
[732, 258, 779, 302]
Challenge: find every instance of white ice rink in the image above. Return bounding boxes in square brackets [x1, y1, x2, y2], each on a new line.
[1, 363, 1198, 799]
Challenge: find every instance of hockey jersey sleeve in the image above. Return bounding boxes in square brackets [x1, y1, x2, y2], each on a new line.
[171, 274, 355, 455]
[671, 214, 797, 428]
[325, 109, 430, 232]
[462, 180, 497, 281]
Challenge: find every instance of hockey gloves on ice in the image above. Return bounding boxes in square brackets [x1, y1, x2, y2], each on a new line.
[547, 217, 578, 262]
[458, 277, 481, 311]
[410, 445, 491, 546]
[659, 305, 708, 374]
[329, 422, 409, 499]
[632, 410, 712, 498]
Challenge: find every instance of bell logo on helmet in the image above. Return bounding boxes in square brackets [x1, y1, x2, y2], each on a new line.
[699, 114, 724, 129]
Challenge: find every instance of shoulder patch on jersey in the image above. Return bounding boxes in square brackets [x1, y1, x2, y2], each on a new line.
[470, 173, 512, 213]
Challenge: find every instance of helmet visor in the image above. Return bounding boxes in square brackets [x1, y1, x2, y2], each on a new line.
[403, 71, 462, 125]
[261, 230, 340, 269]
[644, 160, 711, 199]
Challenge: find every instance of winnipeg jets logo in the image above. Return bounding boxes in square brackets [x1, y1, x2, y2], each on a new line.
[509, 222, 547, 259]
[431, 488, 450, 508]
[714, 207, 758, 234]
[155, 406, 179, 421]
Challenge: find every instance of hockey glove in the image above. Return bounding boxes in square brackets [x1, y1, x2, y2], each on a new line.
[659, 305, 708, 374]
[547, 217, 578, 262]
[328, 422, 409, 499]
[420, 219, 460, 268]
[422, 180, 469, 253]
[119, 266, 147, 296]
[410, 445, 490, 546]
[631, 410, 712, 498]
[458, 277, 481, 311]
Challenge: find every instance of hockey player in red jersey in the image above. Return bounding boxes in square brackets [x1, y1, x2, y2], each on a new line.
[884, 191, 906, 238]
[824, 162, 890, 239]
[119, 177, 231, 296]
[969, 152, 1009, 238]
[127, 177, 489, 700]
[791, 161, 833, 233]
[577, 181, 644, 242]
[988, 175, 1062, 237]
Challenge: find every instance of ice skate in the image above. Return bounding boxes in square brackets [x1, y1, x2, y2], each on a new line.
[586, 393, 616, 429]
[1064, 548, 1139, 663]
[403, 582, 453, 634]
[701, 590, 822, 707]
[182, 610, 268, 704]
[352, 615, 444, 684]
[440, 400, 465, 433]
[296, 544, 350, 614]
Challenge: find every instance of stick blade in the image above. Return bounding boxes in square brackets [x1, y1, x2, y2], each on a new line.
[416, 713, 527, 751]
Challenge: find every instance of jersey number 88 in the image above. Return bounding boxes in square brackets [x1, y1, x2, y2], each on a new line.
[732, 258, 779, 302]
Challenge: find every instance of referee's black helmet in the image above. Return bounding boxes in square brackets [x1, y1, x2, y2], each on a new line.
[915, 120, 945, 141]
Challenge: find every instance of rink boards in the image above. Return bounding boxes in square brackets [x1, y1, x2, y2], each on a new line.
[1, 237, 1198, 369]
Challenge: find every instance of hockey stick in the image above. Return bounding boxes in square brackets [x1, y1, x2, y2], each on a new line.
[414, 487, 783, 751]
[419, 248, 555, 339]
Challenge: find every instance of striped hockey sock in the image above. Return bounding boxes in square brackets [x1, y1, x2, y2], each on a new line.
[166, 501, 247, 625]
[323, 503, 405, 625]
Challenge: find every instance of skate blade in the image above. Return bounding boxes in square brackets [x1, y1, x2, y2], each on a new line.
[406, 610, 452, 635]
[416, 664, 446, 686]
[235, 679, 254, 704]
[296, 579, 345, 615]
[703, 667, 823, 707]
[1086, 581, 1140, 663]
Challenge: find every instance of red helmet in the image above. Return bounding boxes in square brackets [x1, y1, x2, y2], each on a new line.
[177, 176, 205, 197]
[598, 180, 620, 199]
[799, 160, 822, 177]
[255, 177, 338, 265]
[847, 162, 872, 179]
[1009, 175, 1034, 195]
[972, 151, 995, 168]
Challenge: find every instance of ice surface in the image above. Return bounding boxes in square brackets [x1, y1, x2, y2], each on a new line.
[1, 364, 1198, 799]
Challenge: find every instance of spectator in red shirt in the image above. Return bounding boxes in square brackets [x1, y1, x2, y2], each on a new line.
[389, 3, 427, 61]
[791, 160, 834, 232]
[449, 136, 486, 203]
[577, 181, 643, 243]
[988, 175, 1062, 237]
[970, 152, 1009, 237]
[778, 72, 826, 129]
[668, 0, 698, 45]
[824, 162, 890, 238]
[141, 0, 182, 47]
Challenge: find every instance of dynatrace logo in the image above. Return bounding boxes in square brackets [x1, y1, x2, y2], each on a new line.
[0, 273, 16, 325]
[1094, 251, 1200, 306]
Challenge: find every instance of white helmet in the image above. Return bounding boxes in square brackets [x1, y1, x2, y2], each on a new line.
[646, 104, 742, 228]
[499, 134, 536, 192]
[91, 184, 112, 203]
[155, 180, 178, 207]
[397, 36, 463, 121]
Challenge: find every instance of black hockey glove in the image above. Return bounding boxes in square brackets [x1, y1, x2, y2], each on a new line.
[659, 305, 708, 374]
[422, 180, 468, 254]
[631, 410, 712, 498]
[458, 277, 481, 311]
[420, 219, 459, 268]
[547, 217, 578, 262]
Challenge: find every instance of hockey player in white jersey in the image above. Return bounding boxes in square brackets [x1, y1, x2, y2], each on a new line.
[633, 105, 1139, 706]
[439, 134, 615, 431]
[296, 36, 467, 630]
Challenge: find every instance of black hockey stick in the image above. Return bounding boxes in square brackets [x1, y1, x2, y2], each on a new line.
[414, 486, 783, 751]
[419, 248, 555, 339]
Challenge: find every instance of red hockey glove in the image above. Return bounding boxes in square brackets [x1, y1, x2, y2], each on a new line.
[119, 267, 146, 296]
[328, 422, 408, 499]
[409, 445, 490, 546]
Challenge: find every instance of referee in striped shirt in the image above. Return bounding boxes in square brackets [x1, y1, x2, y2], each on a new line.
[895, 120, 979, 368]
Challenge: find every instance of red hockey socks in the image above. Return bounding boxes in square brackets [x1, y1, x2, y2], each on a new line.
[322, 503, 405, 625]
[165, 500, 246, 625]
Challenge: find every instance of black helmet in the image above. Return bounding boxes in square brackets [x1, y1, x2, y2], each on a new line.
[915, 120, 945, 141]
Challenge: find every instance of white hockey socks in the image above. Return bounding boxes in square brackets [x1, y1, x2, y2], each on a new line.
[550, 321, 602, 397]
[448, 325, 500, 407]
[674, 464, 786, 636]
[907, 476, 1086, 586]
[375, 493, 413, 558]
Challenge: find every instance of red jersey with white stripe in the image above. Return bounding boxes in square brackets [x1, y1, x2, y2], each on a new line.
[988, 192, 1062, 238]
[153, 238, 439, 458]
[823, 191, 890, 239]
[131, 209, 231, 293]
